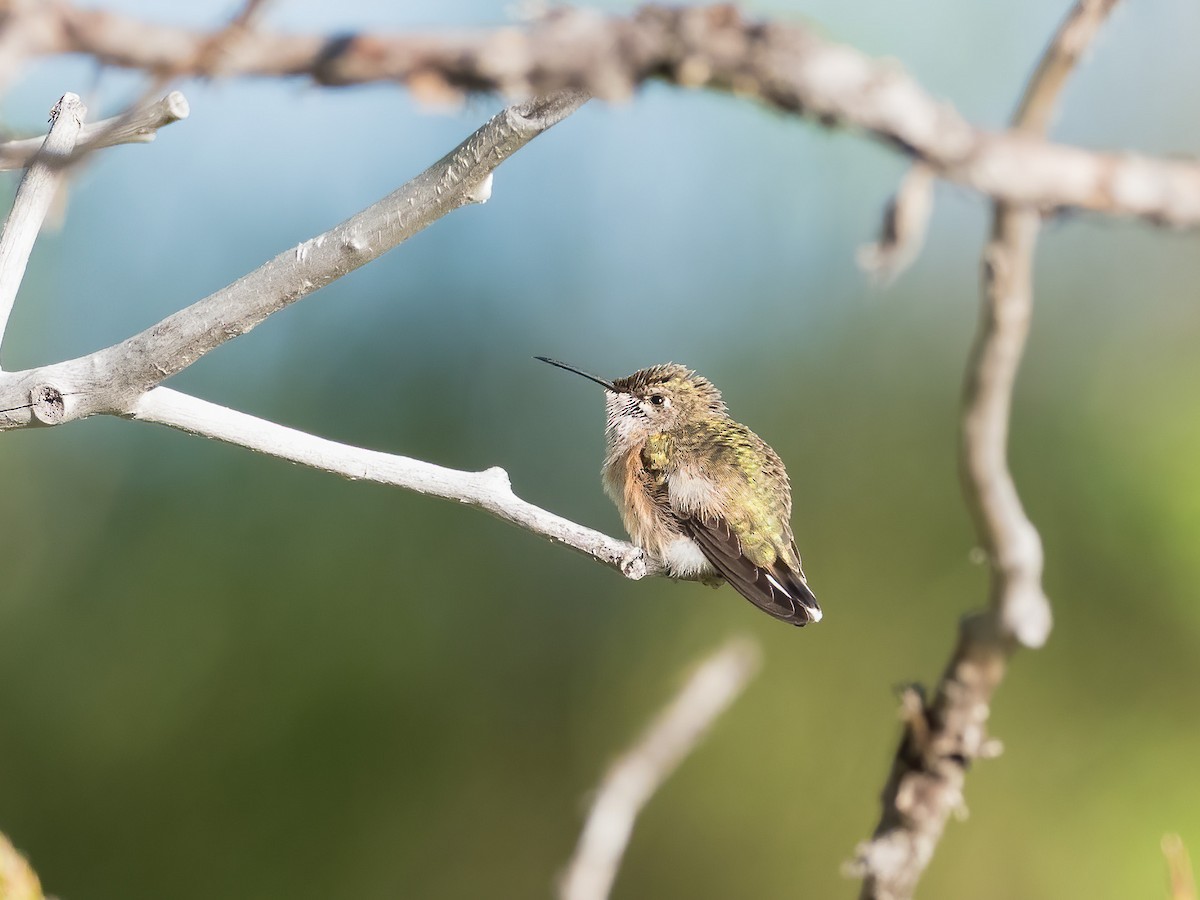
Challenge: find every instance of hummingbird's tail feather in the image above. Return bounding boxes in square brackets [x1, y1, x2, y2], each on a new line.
[782, 574, 823, 625]
[683, 517, 822, 627]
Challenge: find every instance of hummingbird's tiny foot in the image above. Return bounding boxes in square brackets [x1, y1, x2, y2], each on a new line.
[619, 547, 648, 580]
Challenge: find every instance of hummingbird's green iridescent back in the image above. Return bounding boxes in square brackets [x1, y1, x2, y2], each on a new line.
[538, 358, 821, 627]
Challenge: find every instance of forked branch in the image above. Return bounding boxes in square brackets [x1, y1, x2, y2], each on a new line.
[0, 92, 189, 171]
[853, 3, 1120, 898]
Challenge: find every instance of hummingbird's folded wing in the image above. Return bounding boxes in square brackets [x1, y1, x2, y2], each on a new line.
[682, 516, 822, 627]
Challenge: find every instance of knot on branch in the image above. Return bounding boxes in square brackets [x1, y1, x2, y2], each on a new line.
[479, 465, 512, 492]
[463, 173, 493, 205]
[30, 385, 65, 424]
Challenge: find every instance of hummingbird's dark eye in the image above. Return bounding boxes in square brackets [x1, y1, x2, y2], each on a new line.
[649, 394, 665, 406]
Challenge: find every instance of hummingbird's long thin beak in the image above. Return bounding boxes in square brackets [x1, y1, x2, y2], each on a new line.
[535, 357, 619, 392]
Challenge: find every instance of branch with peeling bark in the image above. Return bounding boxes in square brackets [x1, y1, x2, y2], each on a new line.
[5, 2, 1200, 226]
[560, 638, 761, 900]
[852, 3, 1119, 899]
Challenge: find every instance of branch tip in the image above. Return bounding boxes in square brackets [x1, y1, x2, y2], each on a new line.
[51, 92, 87, 126]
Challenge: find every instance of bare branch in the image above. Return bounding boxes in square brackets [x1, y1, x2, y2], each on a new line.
[127, 387, 662, 579]
[0, 90, 588, 427]
[0, 831, 44, 900]
[1011, 0, 1120, 136]
[965, 202, 1050, 646]
[964, 0, 1124, 652]
[1164, 834, 1198, 900]
[559, 638, 761, 900]
[191, 0, 275, 79]
[857, 164, 934, 285]
[853, 3, 1120, 898]
[0, 93, 85, 360]
[6, 3, 1199, 225]
[0, 92, 189, 171]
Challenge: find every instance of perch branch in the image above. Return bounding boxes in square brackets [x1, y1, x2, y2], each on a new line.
[559, 638, 761, 900]
[129, 387, 662, 579]
[0, 93, 84, 359]
[853, 3, 1120, 899]
[0, 90, 588, 427]
[0, 92, 189, 170]
[6, 3, 1200, 225]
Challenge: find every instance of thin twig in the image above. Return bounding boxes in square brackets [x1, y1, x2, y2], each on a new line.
[129, 387, 663, 579]
[5, 4, 1200, 225]
[0, 92, 188, 171]
[0, 93, 85, 362]
[559, 638, 761, 900]
[0, 90, 588, 426]
[857, 164, 935, 285]
[853, 3, 1120, 899]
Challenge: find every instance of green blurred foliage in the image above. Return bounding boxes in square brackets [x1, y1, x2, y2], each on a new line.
[1, 1, 1199, 898]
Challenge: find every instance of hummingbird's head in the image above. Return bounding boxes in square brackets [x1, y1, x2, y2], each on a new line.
[536, 358, 726, 449]
[606, 363, 726, 442]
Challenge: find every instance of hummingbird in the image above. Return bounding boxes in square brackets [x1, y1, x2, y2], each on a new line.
[536, 357, 821, 627]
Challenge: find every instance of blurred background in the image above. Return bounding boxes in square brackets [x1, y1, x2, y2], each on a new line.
[1, 0, 1199, 897]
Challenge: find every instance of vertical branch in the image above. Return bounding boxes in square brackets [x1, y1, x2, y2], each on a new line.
[854, 3, 1120, 898]
[966, 0, 1120, 647]
[559, 638, 761, 900]
[965, 204, 1048, 646]
[0, 93, 85, 363]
